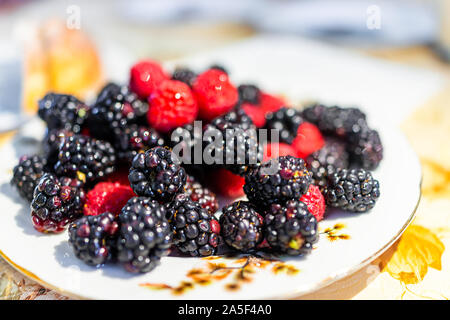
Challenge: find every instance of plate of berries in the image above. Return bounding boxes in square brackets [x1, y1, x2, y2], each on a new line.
[0, 43, 422, 299]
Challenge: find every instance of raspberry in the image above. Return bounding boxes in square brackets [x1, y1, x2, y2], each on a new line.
[209, 64, 228, 74]
[192, 69, 238, 121]
[147, 80, 198, 133]
[129, 60, 168, 99]
[241, 103, 266, 128]
[104, 168, 131, 186]
[220, 201, 264, 252]
[210, 169, 245, 198]
[84, 182, 135, 217]
[68, 212, 119, 266]
[259, 92, 286, 114]
[263, 142, 297, 162]
[292, 122, 325, 159]
[300, 184, 326, 221]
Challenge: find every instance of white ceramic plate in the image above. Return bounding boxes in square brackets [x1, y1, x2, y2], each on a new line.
[0, 36, 428, 299]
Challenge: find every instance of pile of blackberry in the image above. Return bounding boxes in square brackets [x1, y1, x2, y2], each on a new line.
[10, 61, 384, 276]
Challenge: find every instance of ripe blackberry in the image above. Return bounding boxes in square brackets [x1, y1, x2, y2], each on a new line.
[11, 155, 48, 202]
[324, 168, 380, 212]
[306, 137, 349, 189]
[302, 104, 383, 170]
[38, 93, 89, 134]
[128, 147, 186, 202]
[54, 135, 116, 183]
[184, 175, 219, 214]
[88, 83, 148, 141]
[115, 124, 165, 164]
[42, 129, 73, 167]
[244, 156, 312, 209]
[31, 173, 85, 233]
[169, 122, 200, 168]
[171, 67, 197, 87]
[349, 129, 383, 170]
[220, 201, 264, 252]
[238, 84, 261, 105]
[116, 197, 172, 273]
[264, 107, 303, 144]
[165, 193, 220, 257]
[68, 212, 119, 266]
[203, 108, 262, 176]
[264, 200, 318, 256]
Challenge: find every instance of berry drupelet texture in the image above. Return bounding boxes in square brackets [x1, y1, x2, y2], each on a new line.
[324, 168, 380, 212]
[88, 83, 149, 141]
[31, 173, 85, 233]
[220, 201, 264, 252]
[264, 200, 318, 256]
[171, 67, 197, 87]
[116, 197, 172, 273]
[42, 129, 73, 167]
[54, 134, 116, 183]
[306, 137, 349, 189]
[203, 108, 262, 176]
[348, 129, 383, 171]
[38, 93, 89, 134]
[244, 156, 312, 209]
[11, 155, 48, 202]
[128, 146, 186, 203]
[184, 175, 219, 214]
[165, 193, 220, 257]
[68, 212, 119, 266]
[264, 107, 303, 144]
[238, 84, 261, 105]
[115, 124, 165, 164]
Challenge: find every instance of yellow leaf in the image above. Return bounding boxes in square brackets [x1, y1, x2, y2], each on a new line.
[383, 225, 445, 284]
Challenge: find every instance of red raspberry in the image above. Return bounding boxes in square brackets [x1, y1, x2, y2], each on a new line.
[129, 60, 168, 99]
[192, 69, 238, 121]
[260, 92, 286, 114]
[292, 122, 325, 158]
[300, 184, 326, 221]
[241, 103, 266, 128]
[210, 169, 245, 198]
[263, 142, 296, 162]
[84, 182, 135, 217]
[104, 168, 130, 186]
[147, 80, 198, 133]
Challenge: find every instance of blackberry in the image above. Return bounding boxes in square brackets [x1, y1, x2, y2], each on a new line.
[88, 83, 148, 141]
[244, 156, 312, 209]
[11, 155, 48, 202]
[169, 122, 202, 170]
[203, 108, 262, 176]
[68, 212, 119, 266]
[38, 93, 89, 134]
[264, 200, 318, 256]
[306, 137, 349, 189]
[165, 193, 220, 257]
[115, 124, 165, 164]
[54, 135, 116, 183]
[184, 175, 219, 214]
[348, 129, 383, 170]
[31, 173, 85, 233]
[128, 147, 186, 202]
[264, 107, 303, 144]
[220, 201, 264, 252]
[324, 168, 380, 212]
[209, 64, 228, 74]
[116, 197, 172, 273]
[171, 67, 197, 87]
[302, 104, 383, 170]
[42, 129, 73, 167]
[238, 84, 261, 105]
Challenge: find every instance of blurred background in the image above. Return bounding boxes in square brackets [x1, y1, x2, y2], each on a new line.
[0, 0, 449, 300]
[0, 0, 449, 128]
